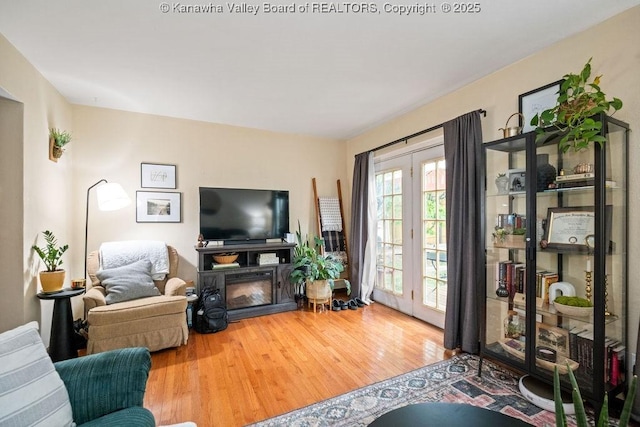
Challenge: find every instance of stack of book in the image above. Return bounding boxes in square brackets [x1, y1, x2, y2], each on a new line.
[556, 173, 617, 189]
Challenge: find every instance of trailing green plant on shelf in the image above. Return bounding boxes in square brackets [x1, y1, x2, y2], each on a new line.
[531, 58, 623, 153]
[32, 230, 68, 272]
[554, 363, 637, 427]
[492, 226, 526, 243]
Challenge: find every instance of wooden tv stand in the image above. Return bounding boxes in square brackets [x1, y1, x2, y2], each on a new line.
[195, 242, 297, 321]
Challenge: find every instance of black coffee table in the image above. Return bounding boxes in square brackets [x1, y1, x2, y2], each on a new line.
[369, 402, 532, 426]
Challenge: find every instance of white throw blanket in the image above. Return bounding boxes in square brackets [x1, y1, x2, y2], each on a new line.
[318, 197, 342, 232]
[100, 240, 169, 280]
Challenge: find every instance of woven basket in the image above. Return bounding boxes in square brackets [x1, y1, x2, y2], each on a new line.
[306, 280, 332, 300]
[213, 253, 238, 264]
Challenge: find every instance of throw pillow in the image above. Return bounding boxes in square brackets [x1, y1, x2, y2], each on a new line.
[0, 321, 75, 426]
[97, 259, 161, 304]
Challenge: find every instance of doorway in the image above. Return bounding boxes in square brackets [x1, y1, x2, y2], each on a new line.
[373, 140, 448, 328]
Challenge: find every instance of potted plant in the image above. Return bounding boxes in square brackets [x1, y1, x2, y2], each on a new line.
[554, 363, 637, 426]
[290, 222, 350, 307]
[492, 226, 526, 249]
[531, 58, 623, 153]
[49, 128, 72, 160]
[32, 230, 69, 293]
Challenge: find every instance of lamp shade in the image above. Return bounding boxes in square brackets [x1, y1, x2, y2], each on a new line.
[96, 183, 130, 211]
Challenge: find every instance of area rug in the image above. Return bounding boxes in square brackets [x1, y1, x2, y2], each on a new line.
[248, 353, 578, 426]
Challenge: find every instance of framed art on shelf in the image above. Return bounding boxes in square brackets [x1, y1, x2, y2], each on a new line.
[508, 169, 526, 193]
[136, 191, 181, 223]
[518, 80, 562, 133]
[141, 163, 176, 189]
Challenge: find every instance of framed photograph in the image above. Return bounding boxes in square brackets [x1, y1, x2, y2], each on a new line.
[141, 163, 176, 189]
[136, 191, 181, 223]
[518, 80, 562, 133]
[536, 323, 570, 358]
[540, 206, 612, 252]
[508, 169, 526, 193]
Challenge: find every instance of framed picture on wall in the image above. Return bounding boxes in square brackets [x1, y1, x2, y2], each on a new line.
[136, 191, 181, 223]
[141, 163, 177, 189]
[518, 80, 563, 133]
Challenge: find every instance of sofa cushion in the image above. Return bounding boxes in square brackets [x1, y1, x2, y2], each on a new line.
[97, 259, 161, 304]
[0, 321, 74, 427]
[88, 296, 188, 325]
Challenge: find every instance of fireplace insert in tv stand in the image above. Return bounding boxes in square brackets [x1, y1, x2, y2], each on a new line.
[196, 242, 297, 321]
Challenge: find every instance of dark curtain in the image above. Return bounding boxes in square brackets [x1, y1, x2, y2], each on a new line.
[348, 151, 371, 300]
[443, 111, 483, 353]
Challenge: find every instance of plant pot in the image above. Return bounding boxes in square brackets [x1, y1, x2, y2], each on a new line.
[39, 270, 65, 293]
[306, 279, 331, 300]
[52, 145, 64, 159]
[493, 234, 526, 249]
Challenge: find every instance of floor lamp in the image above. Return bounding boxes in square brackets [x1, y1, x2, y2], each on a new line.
[84, 179, 130, 281]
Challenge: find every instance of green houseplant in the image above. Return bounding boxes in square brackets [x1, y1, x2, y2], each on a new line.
[554, 363, 637, 427]
[32, 230, 69, 293]
[531, 58, 623, 153]
[49, 128, 72, 160]
[290, 222, 350, 304]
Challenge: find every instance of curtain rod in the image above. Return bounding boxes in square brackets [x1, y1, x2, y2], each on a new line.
[372, 109, 486, 152]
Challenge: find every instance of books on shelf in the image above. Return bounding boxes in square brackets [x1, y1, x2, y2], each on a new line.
[568, 326, 625, 387]
[495, 262, 559, 304]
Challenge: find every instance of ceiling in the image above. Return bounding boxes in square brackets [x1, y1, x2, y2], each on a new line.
[1, 1, 638, 140]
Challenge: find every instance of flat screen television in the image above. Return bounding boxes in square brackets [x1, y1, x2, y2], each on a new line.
[199, 187, 289, 243]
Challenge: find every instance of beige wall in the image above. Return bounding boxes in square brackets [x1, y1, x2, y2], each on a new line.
[0, 33, 74, 343]
[345, 6, 640, 356]
[70, 106, 347, 287]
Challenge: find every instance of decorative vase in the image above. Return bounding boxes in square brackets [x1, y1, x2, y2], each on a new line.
[496, 281, 510, 298]
[39, 270, 65, 293]
[536, 154, 556, 192]
[495, 175, 509, 194]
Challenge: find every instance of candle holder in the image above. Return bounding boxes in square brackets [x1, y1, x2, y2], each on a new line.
[604, 274, 613, 317]
[584, 271, 592, 303]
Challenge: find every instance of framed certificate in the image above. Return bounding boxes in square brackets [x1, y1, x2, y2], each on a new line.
[540, 206, 612, 252]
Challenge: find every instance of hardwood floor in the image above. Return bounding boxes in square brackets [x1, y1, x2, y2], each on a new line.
[145, 297, 451, 426]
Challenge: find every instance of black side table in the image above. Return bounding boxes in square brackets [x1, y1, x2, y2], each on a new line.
[37, 287, 85, 362]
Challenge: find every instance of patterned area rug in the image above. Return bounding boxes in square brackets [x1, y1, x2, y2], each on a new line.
[248, 353, 575, 427]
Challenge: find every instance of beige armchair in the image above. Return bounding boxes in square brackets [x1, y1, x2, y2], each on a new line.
[84, 244, 189, 354]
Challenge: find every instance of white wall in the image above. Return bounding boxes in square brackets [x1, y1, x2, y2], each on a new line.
[70, 106, 347, 289]
[0, 33, 74, 345]
[345, 6, 640, 357]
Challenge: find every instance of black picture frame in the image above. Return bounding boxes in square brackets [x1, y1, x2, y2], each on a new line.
[136, 191, 182, 223]
[518, 80, 563, 133]
[140, 163, 177, 189]
[541, 206, 612, 253]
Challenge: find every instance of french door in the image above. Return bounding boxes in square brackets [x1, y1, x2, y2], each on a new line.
[373, 144, 448, 328]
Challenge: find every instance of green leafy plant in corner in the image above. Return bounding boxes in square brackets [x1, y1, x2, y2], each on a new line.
[290, 221, 351, 295]
[531, 58, 623, 153]
[32, 230, 69, 272]
[554, 363, 637, 427]
[49, 128, 72, 148]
